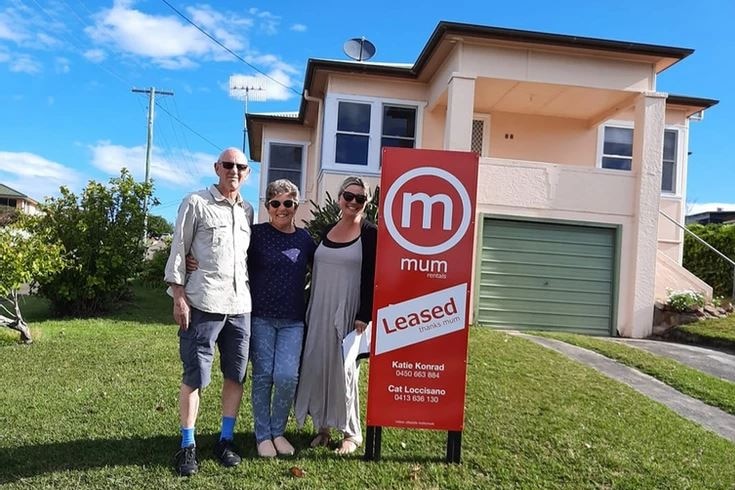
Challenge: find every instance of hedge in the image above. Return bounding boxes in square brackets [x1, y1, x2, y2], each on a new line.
[683, 223, 735, 297]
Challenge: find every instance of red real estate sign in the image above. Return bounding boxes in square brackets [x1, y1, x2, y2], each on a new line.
[366, 147, 478, 431]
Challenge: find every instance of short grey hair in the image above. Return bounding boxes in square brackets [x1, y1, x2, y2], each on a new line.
[338, 176, 371, 202]
[265, 179, 299, 201]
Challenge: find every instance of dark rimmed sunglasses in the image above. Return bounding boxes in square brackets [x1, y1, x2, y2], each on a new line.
[341, 191, 367, 205]
[267, 199, 296, 209]
[220, 161, 249, 172]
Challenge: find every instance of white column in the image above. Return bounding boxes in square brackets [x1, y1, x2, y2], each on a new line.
[443, 74, 476, 151]
[625, 91, 667, 338]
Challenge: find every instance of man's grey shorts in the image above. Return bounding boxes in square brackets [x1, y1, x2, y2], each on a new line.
[179, 307, 251, 389]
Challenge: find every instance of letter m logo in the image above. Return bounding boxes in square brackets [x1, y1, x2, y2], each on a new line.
[401, 192, 453, 230]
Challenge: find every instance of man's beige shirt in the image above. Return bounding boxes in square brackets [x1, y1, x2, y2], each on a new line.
[164, 185, 254, 314]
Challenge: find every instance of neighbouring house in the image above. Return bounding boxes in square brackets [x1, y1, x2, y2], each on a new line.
[686, 208, 735, 225]
[0, 183, 40, 215]
[247, 21, 718, 338]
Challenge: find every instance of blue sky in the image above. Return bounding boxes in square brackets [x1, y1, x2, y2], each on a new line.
[1, 0, 733, 224]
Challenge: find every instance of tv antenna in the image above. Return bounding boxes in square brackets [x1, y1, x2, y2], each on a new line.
[343, 37, 376, 62]
[229, 75, 269, 155]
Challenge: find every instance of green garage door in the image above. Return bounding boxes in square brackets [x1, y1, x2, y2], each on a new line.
[476, 218, 616, 336]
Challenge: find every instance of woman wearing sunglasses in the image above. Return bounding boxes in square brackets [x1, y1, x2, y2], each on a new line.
[294, 176, 377, 455]
[247, 179, 316, 458]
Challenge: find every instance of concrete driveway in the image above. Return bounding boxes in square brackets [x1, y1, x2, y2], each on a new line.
[516, 333, 735, 444]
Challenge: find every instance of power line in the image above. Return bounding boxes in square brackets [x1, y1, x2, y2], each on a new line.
[159, 0, 300, 96]
[155, 102, 223, 152]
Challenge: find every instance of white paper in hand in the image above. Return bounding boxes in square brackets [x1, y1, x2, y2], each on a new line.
[342, 323, 372, 366]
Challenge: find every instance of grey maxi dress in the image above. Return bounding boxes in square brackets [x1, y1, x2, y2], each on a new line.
[294, 235, 363, 441]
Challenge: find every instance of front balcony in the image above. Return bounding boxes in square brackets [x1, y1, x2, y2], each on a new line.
[477, 157, 636, 219]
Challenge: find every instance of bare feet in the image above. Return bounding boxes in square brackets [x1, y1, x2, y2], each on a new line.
[335, 437, 360, 455]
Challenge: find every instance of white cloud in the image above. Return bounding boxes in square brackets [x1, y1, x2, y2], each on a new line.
[85, 1, 255, 69]
[248, 8, 280, 35]
[686, 202, 735, 215]
[0, 14, 24, 42]
[0, 151, 81, 201]
[9, 54, 41, 74]
[290, 23, 307, 32]
[88, 141, 214, 188]
[83, 48, 107, 63]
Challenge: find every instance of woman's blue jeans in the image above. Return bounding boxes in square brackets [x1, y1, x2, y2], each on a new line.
[250, 316, 304, 443]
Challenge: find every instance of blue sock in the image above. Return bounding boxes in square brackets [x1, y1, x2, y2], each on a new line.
[181, 427, 195, 448]
[220, 416, 236, 441]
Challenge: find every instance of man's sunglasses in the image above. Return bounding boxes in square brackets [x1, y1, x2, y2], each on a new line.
[268, 199, 296, 209]
[220, 161, 249, 172]
[342, 191, 367, 205]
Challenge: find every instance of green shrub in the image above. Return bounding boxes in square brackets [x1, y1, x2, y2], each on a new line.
[666, 289, 705, 312]
[139, 240, 171, 288]
[30, 169, 155, 316]
[683, 223, 735, 298]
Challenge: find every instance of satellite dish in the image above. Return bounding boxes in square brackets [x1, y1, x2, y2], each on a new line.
[343, 37, 376, 62]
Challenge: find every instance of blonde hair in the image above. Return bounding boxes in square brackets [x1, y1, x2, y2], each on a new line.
[265, 179, 299, 201]
[338, 176, 371, 202]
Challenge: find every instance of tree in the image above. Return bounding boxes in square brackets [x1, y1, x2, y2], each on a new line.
[0, 218, 65, 342]
[30, 169, 155, 316]
[146, 214, 173, 238]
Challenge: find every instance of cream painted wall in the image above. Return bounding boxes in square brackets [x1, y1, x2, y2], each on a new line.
[488, 112, 597, 165]
[657, 197, 684, 261]
[462, 43, 652, 92]
[328, 75, 427, 101]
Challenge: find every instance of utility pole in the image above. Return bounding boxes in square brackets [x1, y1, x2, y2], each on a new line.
[132, 87, 174, 245]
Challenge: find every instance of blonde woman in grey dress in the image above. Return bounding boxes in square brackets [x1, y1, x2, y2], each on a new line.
[294, 176, 377, 455]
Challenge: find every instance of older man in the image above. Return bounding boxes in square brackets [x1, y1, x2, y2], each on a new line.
[164, 147, 254, 477]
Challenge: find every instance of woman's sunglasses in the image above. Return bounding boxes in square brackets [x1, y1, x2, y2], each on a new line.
[342, 191, 367, 205]
[220, 161, 249, 172]
[267, 199, 296, 209]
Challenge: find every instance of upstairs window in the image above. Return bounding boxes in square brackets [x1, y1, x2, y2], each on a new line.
[601, 126, 633, 171]
[324, 94, 421, 173]
[599, 124, 681, 195]
[381, 105, 416, 149]
[336, 102, 371, 166]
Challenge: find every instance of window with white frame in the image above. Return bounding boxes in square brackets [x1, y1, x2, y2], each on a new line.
[324, 95, 420, 172]
[601, 126, 633, 170]
[661, 130, 678, 193]
[335, 101, 371, 166]
[266, 142, 305, 192]
[600, 124, 680, 194]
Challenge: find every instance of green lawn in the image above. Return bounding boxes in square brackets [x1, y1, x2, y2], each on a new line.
[538, 332, 735, 416]
[1, 290, 735, 489]
[673, 314, 735, 350]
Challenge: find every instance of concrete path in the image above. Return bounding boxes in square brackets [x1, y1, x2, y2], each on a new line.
[613, 339, 735, 383]
[515, 333, 735, 444]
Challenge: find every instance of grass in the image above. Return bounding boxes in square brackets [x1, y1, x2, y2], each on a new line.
[537, 332, 735, 416]
[1, 289, 735, 489]
[673, 314, 735, 351]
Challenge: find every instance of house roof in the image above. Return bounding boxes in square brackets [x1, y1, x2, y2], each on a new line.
[247, 21, 710, 161]
[0, 183, 28, 198]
